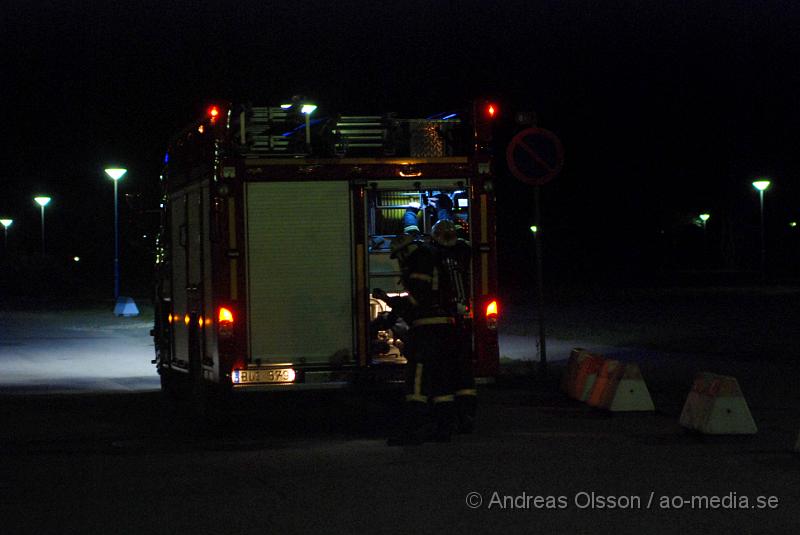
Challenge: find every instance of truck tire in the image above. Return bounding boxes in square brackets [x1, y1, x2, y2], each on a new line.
[160, 369, 185, 400]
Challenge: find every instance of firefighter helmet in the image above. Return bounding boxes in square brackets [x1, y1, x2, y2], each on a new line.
[431, 219, 458, 247]
[430, 193, 453, 211]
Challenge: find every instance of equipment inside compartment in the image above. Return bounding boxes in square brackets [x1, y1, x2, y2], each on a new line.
[369, 293, 408, 364]
[366, 187, 470, 364]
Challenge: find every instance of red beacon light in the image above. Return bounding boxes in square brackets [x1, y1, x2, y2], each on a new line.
[207, 105, 221, 124]
[474, 99, 498, 148]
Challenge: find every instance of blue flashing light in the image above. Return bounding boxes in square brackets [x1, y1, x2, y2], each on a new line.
[164, 153, 169, 164]
[426, 111, 459, 120]
[280, 118, 326, 137]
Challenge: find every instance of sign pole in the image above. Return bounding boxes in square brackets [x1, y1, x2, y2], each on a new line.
[505, 126, 563, 382]
[533, 185, 547, 376]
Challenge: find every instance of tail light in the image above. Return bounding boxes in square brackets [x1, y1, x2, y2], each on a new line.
[218, 306, 234, 338]
[485, 299, 499, 330]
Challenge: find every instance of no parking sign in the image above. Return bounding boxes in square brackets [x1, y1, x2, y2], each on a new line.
[505, 127, 564, 186]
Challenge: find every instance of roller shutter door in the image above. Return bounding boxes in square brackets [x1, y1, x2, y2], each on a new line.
[245, 181, 353, 363]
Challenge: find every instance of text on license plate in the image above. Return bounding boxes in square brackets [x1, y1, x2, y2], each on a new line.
[233, 368, 296, 384]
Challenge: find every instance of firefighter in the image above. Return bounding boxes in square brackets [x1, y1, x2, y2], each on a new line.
[387, 219, 473, 445]
[429, 219, 477, 434]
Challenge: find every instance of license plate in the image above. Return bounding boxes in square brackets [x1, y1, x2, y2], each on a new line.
[233, 368, 295, 384]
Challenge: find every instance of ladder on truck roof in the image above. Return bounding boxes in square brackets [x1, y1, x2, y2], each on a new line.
[232, 105, 463, 158]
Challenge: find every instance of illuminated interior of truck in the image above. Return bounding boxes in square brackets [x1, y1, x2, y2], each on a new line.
[366, 187, 470, 363]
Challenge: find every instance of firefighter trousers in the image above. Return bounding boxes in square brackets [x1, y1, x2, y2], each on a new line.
[454, 319, 477, 433]
[395, 321, 462, 442]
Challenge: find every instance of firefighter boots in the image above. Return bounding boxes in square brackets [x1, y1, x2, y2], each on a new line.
[431, 400, 456, 442]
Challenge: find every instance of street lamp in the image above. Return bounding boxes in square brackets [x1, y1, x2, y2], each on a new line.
[105, 167, 127, 299]
[0, 219, 12, 252]
[33, 196, 51, 255]
[752, 179, 771, 282]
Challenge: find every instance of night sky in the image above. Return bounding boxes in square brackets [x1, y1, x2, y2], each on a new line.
[3, 1, 800, 294]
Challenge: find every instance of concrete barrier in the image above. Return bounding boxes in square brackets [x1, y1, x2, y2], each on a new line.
[603, 362, 655, 412]
[679, 373, 757, 435]
[587, 359, 622, 407]
[572, 353, 605, 402]
[679, 372, 715, 430]
[114, 296, 140, 317]
[588, 360, 654, 411]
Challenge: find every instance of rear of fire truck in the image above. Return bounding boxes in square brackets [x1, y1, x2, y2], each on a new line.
[152, 99, 499, 406]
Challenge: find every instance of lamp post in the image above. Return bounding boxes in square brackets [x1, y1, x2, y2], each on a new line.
[529, 219, 547, 374]
[0, 219, 12, 252]
[752, 179, 771, 282]
[105, 167, 127, 299]
[699, 213, 710, 267]
[33, 196, 51, 255]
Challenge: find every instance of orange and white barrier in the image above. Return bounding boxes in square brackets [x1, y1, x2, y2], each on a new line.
[679, 372, 715, 430]
[571, 353, 605, 402]
[588, 360, 654, 412]
[587, 359, 621, 407]
[679, 373, 757, 434]
[562, 348, 654, 412]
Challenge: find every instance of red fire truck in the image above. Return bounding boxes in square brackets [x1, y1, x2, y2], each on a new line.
[152, 98, 500, 406]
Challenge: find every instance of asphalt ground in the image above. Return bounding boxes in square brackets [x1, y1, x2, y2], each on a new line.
[0, 287, 799, 534]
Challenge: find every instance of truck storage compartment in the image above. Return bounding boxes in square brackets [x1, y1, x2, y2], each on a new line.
[366, 181, 471, 364]
[245, 181, 354, 365]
